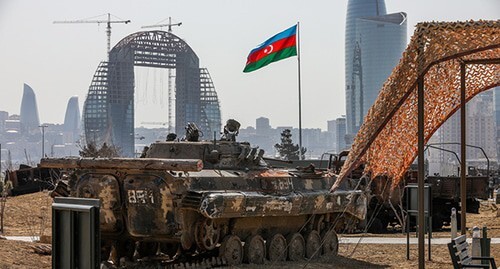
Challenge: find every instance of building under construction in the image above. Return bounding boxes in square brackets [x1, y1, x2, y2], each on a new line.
[83, 30, 221, 156]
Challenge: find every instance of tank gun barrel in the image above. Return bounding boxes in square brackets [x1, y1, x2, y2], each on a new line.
[262, 157, 293, 164]
[39, 157, 203, 172]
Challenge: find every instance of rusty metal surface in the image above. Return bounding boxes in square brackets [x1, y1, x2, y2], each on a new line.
[334, 20, 500, 190]
[64, 163, 366, 237]
[5, 165, 60, 196]
[40, 157, 203, 172]
[75, 174, 122, 233]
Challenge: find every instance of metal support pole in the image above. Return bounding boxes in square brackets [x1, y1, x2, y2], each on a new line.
[406, 213, 410, 260]
[297, 22, 303, 160]
[417, 76, 425, 269]
[460, 62, 467, 235]
[40, 125, 48, 158]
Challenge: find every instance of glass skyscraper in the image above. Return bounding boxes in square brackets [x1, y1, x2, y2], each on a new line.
[20, 83, 41, 135]
[63, 96, 81, 144]
[345, 0, 407, 137]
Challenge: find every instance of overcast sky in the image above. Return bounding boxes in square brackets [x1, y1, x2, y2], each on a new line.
[0, 0, 498, 130]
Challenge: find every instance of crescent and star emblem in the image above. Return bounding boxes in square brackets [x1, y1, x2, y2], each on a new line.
[264, 45, 274, 54]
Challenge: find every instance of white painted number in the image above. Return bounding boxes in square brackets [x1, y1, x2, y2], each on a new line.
[128, 189, 155, 204]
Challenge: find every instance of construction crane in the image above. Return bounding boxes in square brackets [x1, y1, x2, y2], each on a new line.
[141, 17, 182, 32]
[141, 17, 182, 133]
[54, 13, 131, 59]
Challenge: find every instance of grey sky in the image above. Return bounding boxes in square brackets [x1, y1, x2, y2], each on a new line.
[0, 0, 498, 130]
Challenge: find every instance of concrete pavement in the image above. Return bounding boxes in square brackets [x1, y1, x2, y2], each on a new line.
[340, 237, 500, 244]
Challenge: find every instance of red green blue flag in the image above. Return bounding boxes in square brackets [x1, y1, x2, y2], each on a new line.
[243, 24, 297, 73]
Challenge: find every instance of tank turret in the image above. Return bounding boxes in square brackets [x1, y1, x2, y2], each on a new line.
[145, 121, 266, 170]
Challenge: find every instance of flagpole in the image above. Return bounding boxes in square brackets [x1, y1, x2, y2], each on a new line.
[297, 21, 303, 160]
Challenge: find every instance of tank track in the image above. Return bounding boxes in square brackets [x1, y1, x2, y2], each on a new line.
[100, 227, 339, 269]
[103, 256, 228, 269]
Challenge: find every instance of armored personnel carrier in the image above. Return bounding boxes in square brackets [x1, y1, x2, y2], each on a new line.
[41, 120, 367, 267]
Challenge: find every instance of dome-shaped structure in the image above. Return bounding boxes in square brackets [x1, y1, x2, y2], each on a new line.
[83, 31, 221, 156]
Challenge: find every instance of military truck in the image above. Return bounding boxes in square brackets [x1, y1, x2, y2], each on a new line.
[41, 120, 367, 268]
[271, 143, 490, 233]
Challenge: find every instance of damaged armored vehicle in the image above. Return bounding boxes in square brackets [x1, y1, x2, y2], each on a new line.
[41, 120, 367, 267]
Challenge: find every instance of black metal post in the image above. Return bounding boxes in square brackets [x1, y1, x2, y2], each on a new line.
[460, 62, 467, 235]
[406, 190, 410, 260]
[417, 76, 425, 269]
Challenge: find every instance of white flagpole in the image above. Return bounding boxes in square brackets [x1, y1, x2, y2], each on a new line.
[297, 22, 303, 159]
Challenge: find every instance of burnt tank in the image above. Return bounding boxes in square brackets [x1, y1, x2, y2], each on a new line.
[41, 120, 367, 267]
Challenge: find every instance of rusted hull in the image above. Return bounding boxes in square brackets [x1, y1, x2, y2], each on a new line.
[5, 165, 60, 196]
[192, 190, 366, 220]
[59, 167, 366, 240]
[40, 157, 203, 172]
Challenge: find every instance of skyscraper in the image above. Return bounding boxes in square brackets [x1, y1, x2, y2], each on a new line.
[63, 96, 81, 143]
[494, 87, 500, 161]
[345, 0, 407, 138]
[429, 88, 498, 175]
[335, 116, 347, 153]
[20, 83, 40, 135]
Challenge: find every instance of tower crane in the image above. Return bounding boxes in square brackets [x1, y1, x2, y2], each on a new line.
[141, 17, 182, 32]
[141, 17, 182, 134]
[54, 13, 131, 59]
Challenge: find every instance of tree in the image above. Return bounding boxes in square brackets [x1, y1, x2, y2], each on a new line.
[79, 142, 120, 158]
[274, 129, 307, 160]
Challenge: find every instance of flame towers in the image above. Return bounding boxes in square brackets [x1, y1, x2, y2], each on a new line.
[20, 83, 41, 135]
[345, 0, 407, 138]
[63, 96, 81, 143]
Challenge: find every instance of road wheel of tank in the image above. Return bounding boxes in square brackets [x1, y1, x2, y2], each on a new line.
[267, 233, 287, 262]
[305, 231, 321, 259]
[195, 218, 220, 251]
[321, 229, 339, 256]
[286, 233, 305, 261]
[243, 235, 266, 264]
[219, 235, 243, 265]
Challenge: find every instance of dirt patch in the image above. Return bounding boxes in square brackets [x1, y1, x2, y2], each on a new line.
[1, 191, 52, 237]
[466, 201, 500, 237]
[340, 243, 500, 269]
[0, 239, 51, 269]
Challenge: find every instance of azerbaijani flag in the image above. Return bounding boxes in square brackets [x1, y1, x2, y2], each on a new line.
[243, 24, 297, 73]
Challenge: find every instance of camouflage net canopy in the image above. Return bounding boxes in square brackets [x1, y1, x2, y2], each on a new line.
[333, 20, 500, 191]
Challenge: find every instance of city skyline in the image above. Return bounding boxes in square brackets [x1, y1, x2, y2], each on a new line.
[0, 0, 498, 131]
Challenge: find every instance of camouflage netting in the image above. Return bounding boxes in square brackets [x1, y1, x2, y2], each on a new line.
[332, 20, 500, 191]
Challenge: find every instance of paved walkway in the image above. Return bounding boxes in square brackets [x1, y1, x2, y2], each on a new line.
[3, 236, 39, 242]
[340, 237, 500, 244]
